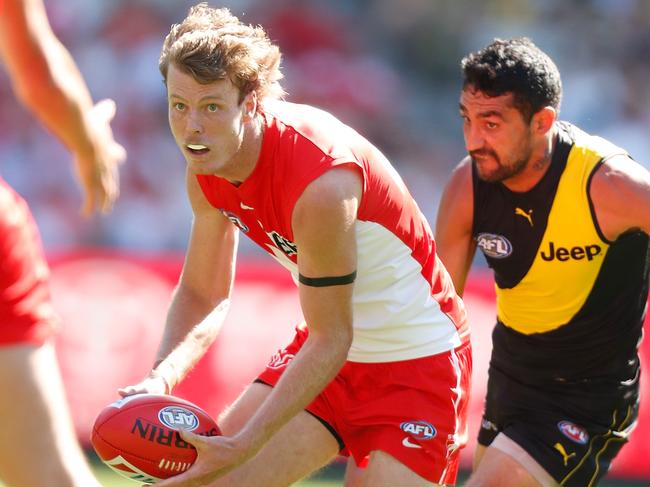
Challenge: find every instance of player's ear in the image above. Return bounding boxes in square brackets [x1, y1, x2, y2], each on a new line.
[532, 106, 556, 134]
[242, 91, 258, 121]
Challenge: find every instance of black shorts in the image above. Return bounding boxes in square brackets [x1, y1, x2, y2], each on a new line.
[477, 365, 640, 487]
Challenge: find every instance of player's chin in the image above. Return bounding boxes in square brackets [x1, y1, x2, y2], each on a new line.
[186, 160, 218, 175]
[475, 164, 506, 183]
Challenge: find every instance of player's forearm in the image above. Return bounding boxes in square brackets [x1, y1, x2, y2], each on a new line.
[14, 39, 98, 159]
[152, 286, 230, 390]
[234, 325, 352, 453]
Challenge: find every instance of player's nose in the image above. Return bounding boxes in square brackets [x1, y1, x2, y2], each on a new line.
[186, 109, 204, 134]
[464, 125, 485, 152]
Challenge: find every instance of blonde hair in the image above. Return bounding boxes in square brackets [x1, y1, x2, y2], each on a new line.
[159, 3, 285, 102]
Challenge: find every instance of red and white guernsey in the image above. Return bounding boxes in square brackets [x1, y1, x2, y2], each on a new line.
[197, 101, 468, 363]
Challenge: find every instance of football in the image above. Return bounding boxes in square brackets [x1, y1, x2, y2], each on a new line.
[91, 394, 220, 484]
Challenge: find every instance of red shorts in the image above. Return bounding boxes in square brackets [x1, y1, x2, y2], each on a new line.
[0, 179, 57, 346]
[257, 325, 472, 485]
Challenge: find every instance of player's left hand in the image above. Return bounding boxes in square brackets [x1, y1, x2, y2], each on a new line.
[155, 430, 258, 486]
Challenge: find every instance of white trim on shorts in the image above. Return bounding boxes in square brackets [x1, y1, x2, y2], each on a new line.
[491, 433, 559, 487]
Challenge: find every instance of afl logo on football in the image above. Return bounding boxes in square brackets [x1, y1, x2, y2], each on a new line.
[158, 406, 200, 431]
[558, 420, 589, 445]
[476, 233, 512, 259]
[400, 421, 437, 441]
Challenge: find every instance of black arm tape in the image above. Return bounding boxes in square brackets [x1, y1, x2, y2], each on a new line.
[298, 270, 357, 287]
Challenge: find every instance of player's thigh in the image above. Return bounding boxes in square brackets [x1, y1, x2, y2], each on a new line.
[465, 443, 554, 487]
[473, 443, 488, 471]
[357, 450, 441, 487]
[217, 381, 274, 435]
[209, 382, 341, 487]
[343, 456, 364, 487]
[0, 343, 99, 487]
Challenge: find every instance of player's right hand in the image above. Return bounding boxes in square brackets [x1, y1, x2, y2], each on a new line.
[74, 98, 126, 216]
[118, 374, 168, 397]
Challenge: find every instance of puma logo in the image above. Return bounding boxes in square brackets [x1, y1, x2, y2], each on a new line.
[515, 207, 533, 226]
[554, 442, 576, 466]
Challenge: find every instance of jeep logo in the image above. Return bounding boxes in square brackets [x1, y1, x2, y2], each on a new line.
[540, 242, 602, 262]
[476, 233, 512, 259]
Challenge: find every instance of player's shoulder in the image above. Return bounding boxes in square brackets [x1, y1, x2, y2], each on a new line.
[437, 156, 474, 224]
[591, 153, 649, 198]
[445, 156, 473, 192]
[300, 165, 363, 207]
[263, 99, 342, 131]
[455, 156, 473, 173]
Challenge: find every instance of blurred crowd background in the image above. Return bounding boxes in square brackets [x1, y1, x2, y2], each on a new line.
[1, 0, 650, 254]
[3, 1, 650, 482]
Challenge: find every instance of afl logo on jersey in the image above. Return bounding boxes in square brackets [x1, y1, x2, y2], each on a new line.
[476, 233, 512, 259]
[558, 421, 589, 445]
[220, 210, 249, 233]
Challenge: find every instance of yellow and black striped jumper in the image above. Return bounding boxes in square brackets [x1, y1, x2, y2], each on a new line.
[473, 122, 649, 486]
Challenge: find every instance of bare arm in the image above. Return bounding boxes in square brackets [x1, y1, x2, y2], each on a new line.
[156, 166, 361, 486]
[233, 165, 359, 451]
[590, 155, 650, 240]
[0, 0, 125, 214]
[435, 157, 476, 295]
[119, 172, 238, 396]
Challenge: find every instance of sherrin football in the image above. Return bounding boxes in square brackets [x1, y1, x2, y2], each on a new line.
[91, 394, 220, 484]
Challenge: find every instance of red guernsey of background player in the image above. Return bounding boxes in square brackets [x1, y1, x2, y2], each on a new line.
[0, 0, 125, 486]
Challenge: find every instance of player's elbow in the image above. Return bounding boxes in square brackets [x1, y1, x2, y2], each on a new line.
[322, 321, 354, 364]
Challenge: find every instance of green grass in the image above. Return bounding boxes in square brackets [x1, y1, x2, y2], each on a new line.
[1, 454, 647, 486]
[73, 462, 650, 487]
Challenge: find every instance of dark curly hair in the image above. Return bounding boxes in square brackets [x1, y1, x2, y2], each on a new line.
[461, 38, 562, 121]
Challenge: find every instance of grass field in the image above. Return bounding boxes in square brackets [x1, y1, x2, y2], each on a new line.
[90, 464, 650, 487]
[2, 454, 649, 486]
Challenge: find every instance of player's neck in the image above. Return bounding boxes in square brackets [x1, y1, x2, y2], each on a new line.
[226, 115, 264, 186]
[502, 126, 557, 193]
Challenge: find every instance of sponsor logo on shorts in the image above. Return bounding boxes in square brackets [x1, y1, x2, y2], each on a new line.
[400, 420, 437, 449]
[481, 418, 498, 432]
[554, 442, 576, 466]
[558, 420, 589, 445]
[400, 420, 436, 449]
[402, 437, 422, 449]
[476, 233, 512, 259]
[158, 407, 199, 431]
[400, 420, 437, 440]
